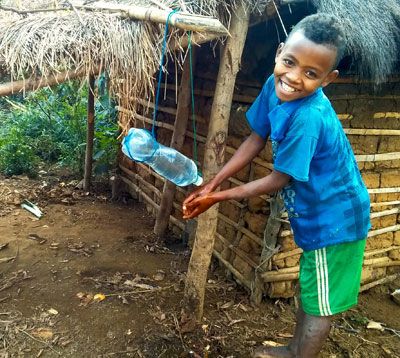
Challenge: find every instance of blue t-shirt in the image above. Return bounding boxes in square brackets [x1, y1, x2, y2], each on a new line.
[246, 75, 371, 251]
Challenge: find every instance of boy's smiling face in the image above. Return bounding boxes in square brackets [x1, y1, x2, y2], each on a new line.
[274, 31, 339, 102]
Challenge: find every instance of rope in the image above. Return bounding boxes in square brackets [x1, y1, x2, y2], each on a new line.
[188, 31, 201, 175]
[152, 8, 179, 137]
[152, 10, 201, 175]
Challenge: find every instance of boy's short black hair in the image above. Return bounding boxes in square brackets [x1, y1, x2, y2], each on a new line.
[288, 13, 346, 68]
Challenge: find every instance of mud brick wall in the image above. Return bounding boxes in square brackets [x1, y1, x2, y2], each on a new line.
[118, 75, 400, 298]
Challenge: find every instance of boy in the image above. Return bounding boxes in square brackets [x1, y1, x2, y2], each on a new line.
[182, 13, 371, 358]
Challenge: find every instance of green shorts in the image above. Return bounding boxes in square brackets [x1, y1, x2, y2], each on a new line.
[299, 239, 366, 317]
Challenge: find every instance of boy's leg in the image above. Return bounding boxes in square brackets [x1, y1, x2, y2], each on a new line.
[296, 312, 331, 357]
[253, 307, 305, 358]
[253, 307, 331, 358]
[253, 239, 365, 358]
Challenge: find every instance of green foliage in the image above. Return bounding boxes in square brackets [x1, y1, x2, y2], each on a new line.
[0, 75, 118, 177]
[0, 128, 38, 177]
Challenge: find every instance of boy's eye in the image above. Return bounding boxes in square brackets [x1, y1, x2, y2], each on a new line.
[283, 58, 294, 66]
[305, 71, 318, 79]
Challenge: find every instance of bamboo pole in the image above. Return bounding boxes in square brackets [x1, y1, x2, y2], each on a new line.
[120, 165, 162, 198]
[360, 273, 400, 292]
[0, 67, 98, 97]
[355, 152, 400, 162]
[218, 212, 263, 246]
[263, 256, 400, 282]
[371, 200, 400, 207]
[182, 4, 250, 322]
[344, 128, 400, 136]
[78, 2, 228, 35]
[273, 245, 400, 262]
[172, 33, 219, 50]
[370, 208, 400, 219]
[83, 74, 95, 191]
[368, 224, 400, 237]
[364, 246, 400, 258]
[212, 249, 252, 289]
[368, 187, 400, 194]
[215, 233, 258, 269]
[154, 49, 196, 237]
[120, 174, 185, 230]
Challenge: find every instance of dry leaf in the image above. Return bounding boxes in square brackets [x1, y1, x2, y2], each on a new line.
[48, 308, 58, 315]
[76, 292, 93, 305]
[93, 293, 106, 302]
[277, 332, 294, 338]
[153, 270, 165, 281]
[391, 289, 400, 306]
[76, 292, 85, 299]
[367, 321, 384, 331]
[31, 328, 53, 340]
[228, 319, 246, 326]
[220, 301, 234, 310]
[262, 340, 284, 347]
[238, 303, 251, 312]
[123, 280, 155, 290]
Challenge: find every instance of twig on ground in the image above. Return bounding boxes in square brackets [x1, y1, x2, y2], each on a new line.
[104, 285, 174, 297]
[16, 327, 61, 355]
[172, 313, 186, 349]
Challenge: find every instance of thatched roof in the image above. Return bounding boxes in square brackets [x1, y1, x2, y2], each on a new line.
[0, 0, 399, 124]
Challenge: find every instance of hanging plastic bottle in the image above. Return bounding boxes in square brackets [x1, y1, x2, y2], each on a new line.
[122, 128, 203, 187]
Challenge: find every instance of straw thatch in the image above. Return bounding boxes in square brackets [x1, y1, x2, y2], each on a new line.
[0, 0, 269, 131]
[312, 0, 400, 84]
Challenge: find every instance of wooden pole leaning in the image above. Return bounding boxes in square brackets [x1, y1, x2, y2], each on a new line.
[0, 67, 97, 97]
[83, 74, 96, 191]
[182, 4, 250, 325]
[154, 48, 196, 237]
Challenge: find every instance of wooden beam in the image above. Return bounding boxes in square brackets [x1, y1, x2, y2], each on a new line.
[182, 4, 250, 322]
[355, 152, 400, 162]
[172, 33, 219, 51]
[154, 48, 196, 237]
[83, 74, 96, 191]
[344, 128, 400, 136]
[77, 2, 228, 35]
[0, 67, 98, 97]
[120, 173, 185, 230]
[360, 273, 400, 292]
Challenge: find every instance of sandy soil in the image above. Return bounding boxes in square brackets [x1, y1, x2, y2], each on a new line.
[0, 173, 399, 358]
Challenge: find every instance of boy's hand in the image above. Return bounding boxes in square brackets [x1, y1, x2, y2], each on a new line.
[182, 193, 219, 219]
[183, 181, 216, 207]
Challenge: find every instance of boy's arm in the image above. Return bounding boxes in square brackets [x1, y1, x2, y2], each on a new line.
[183, 131, 266, 204]
[183, 170, 290, 219]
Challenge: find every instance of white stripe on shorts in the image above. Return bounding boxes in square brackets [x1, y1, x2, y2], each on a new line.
[315, 248, 332, 316]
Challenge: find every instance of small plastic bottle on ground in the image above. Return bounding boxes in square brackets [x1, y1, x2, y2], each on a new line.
[122, 128, 203, 187]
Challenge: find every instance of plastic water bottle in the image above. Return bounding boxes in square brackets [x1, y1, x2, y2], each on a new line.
[122, 128, 203, 187]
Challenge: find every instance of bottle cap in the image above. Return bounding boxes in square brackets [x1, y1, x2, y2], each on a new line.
[193, 175, 203, 186]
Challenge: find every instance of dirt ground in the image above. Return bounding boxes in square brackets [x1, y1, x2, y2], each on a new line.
[0, 172, 399, 358]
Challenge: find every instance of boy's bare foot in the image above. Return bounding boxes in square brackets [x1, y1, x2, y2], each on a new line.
[252, 345, 293, 358]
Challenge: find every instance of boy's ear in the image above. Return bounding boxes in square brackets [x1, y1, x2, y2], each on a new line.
[275, 42, 285, 61]
[321, 70, 339, 88]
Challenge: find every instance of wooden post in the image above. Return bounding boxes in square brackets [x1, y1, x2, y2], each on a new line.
[182, 4, 250, 325]
[83, 74, 95, 191]
[154, 48, 196, 237]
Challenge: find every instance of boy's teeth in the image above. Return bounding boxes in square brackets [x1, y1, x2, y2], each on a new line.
[281, 81, 296, 92]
